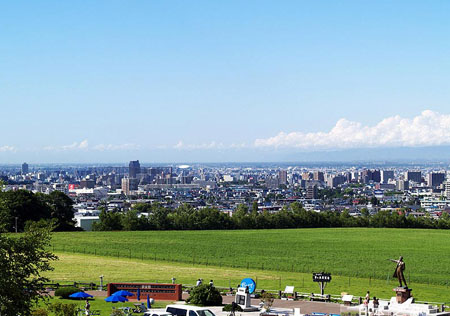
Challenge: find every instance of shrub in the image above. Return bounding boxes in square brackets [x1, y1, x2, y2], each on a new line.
[222, 304, 243, 312]
[48, 302, 77, 316]
[260, 292, 275, 310]
[187, 284, 222, 306]
[54, 287, 79, 299]
[31, 308, 49, 316]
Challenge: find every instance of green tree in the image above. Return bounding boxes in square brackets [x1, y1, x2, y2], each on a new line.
[186, 284, 222, 306]
[39, 191, 77, 231]
[0, 190, 49, 232]
[0, 223, 57, 316]
[92, 210, 123, 231]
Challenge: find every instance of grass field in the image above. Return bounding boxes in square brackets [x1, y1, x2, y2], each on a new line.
[44, 252, 450, 303]
[50, 228, 450, 286]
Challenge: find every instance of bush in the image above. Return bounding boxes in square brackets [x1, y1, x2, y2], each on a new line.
[222, 304, 243, 312]
[48, 302, 77, 316]
[54, 287, 79, 299]
[260, 292, 275, 310]
[187, 284, 222, 306]
[31, 308, 49, 316]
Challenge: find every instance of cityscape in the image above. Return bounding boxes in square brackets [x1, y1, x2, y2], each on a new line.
[2, 160, 450, 231]
[2, 1, 450, 316]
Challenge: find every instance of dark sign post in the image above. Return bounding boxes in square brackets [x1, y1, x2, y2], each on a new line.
[313, 272, 332, 295]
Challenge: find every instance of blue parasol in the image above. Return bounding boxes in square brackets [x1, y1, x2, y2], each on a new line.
[113, 290, 134, 297]
[105, 295, 128, 303]
[69, 292, 94, 299]
[147, 294, 151, 309]
[137, 288, 141, 301]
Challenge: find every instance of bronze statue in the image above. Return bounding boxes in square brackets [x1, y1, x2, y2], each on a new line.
[388, 256, 407, 288]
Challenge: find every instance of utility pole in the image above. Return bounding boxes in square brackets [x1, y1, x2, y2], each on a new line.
[15, 217, 18, 233]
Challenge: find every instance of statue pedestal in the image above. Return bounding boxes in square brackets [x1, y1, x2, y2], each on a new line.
[393, 287, 412, 303]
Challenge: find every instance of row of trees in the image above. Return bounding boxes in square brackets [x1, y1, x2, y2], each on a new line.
[93, 202, 450, 231]
[0, 189, 78, 232]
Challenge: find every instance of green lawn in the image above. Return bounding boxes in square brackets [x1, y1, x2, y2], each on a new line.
[44, 228, 450, 304]
[44, 252, 450, 303]
[50, 228, 450, 285]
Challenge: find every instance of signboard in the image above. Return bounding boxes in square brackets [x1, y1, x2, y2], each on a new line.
[240, 278, 256, 294]
[313, 272, 332, 283]
[107, 283, 182, 301]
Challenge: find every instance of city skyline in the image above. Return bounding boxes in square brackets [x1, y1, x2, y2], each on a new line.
[1, 1, 450, 163]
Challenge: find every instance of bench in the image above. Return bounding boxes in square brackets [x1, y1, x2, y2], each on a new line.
[309, 293, 331, 302]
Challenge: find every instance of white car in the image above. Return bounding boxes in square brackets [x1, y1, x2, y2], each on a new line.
[144, 312, 172, 316]
[165, 305, 217, 316]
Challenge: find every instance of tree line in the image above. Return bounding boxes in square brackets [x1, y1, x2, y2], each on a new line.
[93, 201, 450, 231]
[1, 189, 449, 232]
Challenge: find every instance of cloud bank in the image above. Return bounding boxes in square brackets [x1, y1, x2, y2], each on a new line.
[44, 140, 140, 152]
[254, 110, 450, 150]
[0, 145, 16, 152]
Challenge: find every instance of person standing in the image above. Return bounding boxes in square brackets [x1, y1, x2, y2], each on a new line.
[85, 299, 90, 316]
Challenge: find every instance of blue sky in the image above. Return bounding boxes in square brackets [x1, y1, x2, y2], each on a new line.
[1, 1, 450, 163]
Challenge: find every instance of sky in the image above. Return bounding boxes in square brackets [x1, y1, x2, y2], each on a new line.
[1, 1, 450, 163]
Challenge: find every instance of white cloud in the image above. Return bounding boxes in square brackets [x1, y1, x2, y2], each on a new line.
[45, 140, 89, 151]
[93, 143, 141, 151]
[173, 141, 247, 150]
[174, 141, 224, 150]
[254, 110, 450, 150]
[0, 145, 16, 152]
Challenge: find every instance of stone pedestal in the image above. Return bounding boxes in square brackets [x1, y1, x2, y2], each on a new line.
[393, 287, 412, 303]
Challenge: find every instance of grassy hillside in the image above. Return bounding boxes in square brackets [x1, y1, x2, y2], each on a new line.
[50, 228, 450, 286]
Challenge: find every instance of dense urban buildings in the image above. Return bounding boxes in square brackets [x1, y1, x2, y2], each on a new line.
[2, 160, 450, 230]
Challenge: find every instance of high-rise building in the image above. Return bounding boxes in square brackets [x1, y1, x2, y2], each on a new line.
[396, 180, 409, 191]
[362, 169, 381, 183]
[121, 177, 138, 195]
[428, 172, 445, 188]
[129, 160, 141, 178]
[306, 185, 318, 199]
[301, 172, 311, 180]
[445, 181, 450, 199]
[381, 170, 394, 184]
[21, 162, 29, 175]
[278, 170, 287, 185]
[405, 171, 422, 183]
[313, 171, 324, 182]
[372, 170, 381, 183]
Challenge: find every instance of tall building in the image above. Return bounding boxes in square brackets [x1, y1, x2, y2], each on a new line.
[362, 169, 381, 183]
[445, 181, 450, 199]
[428, 172, 445, 188]
[396, 180, 409, 191]
[313, 171, 324, 182]
[405, 171, 422, 183]
[306, 185, 318, 199]
[372, 170, 381, 183]
[301, 172, 311, 180]
[121, 177, 138, 195]
[21, 162, 29, 175]
[278, 170, 287, 185]
[381, 170, 394, 184]
[129, 160, 141, 178]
